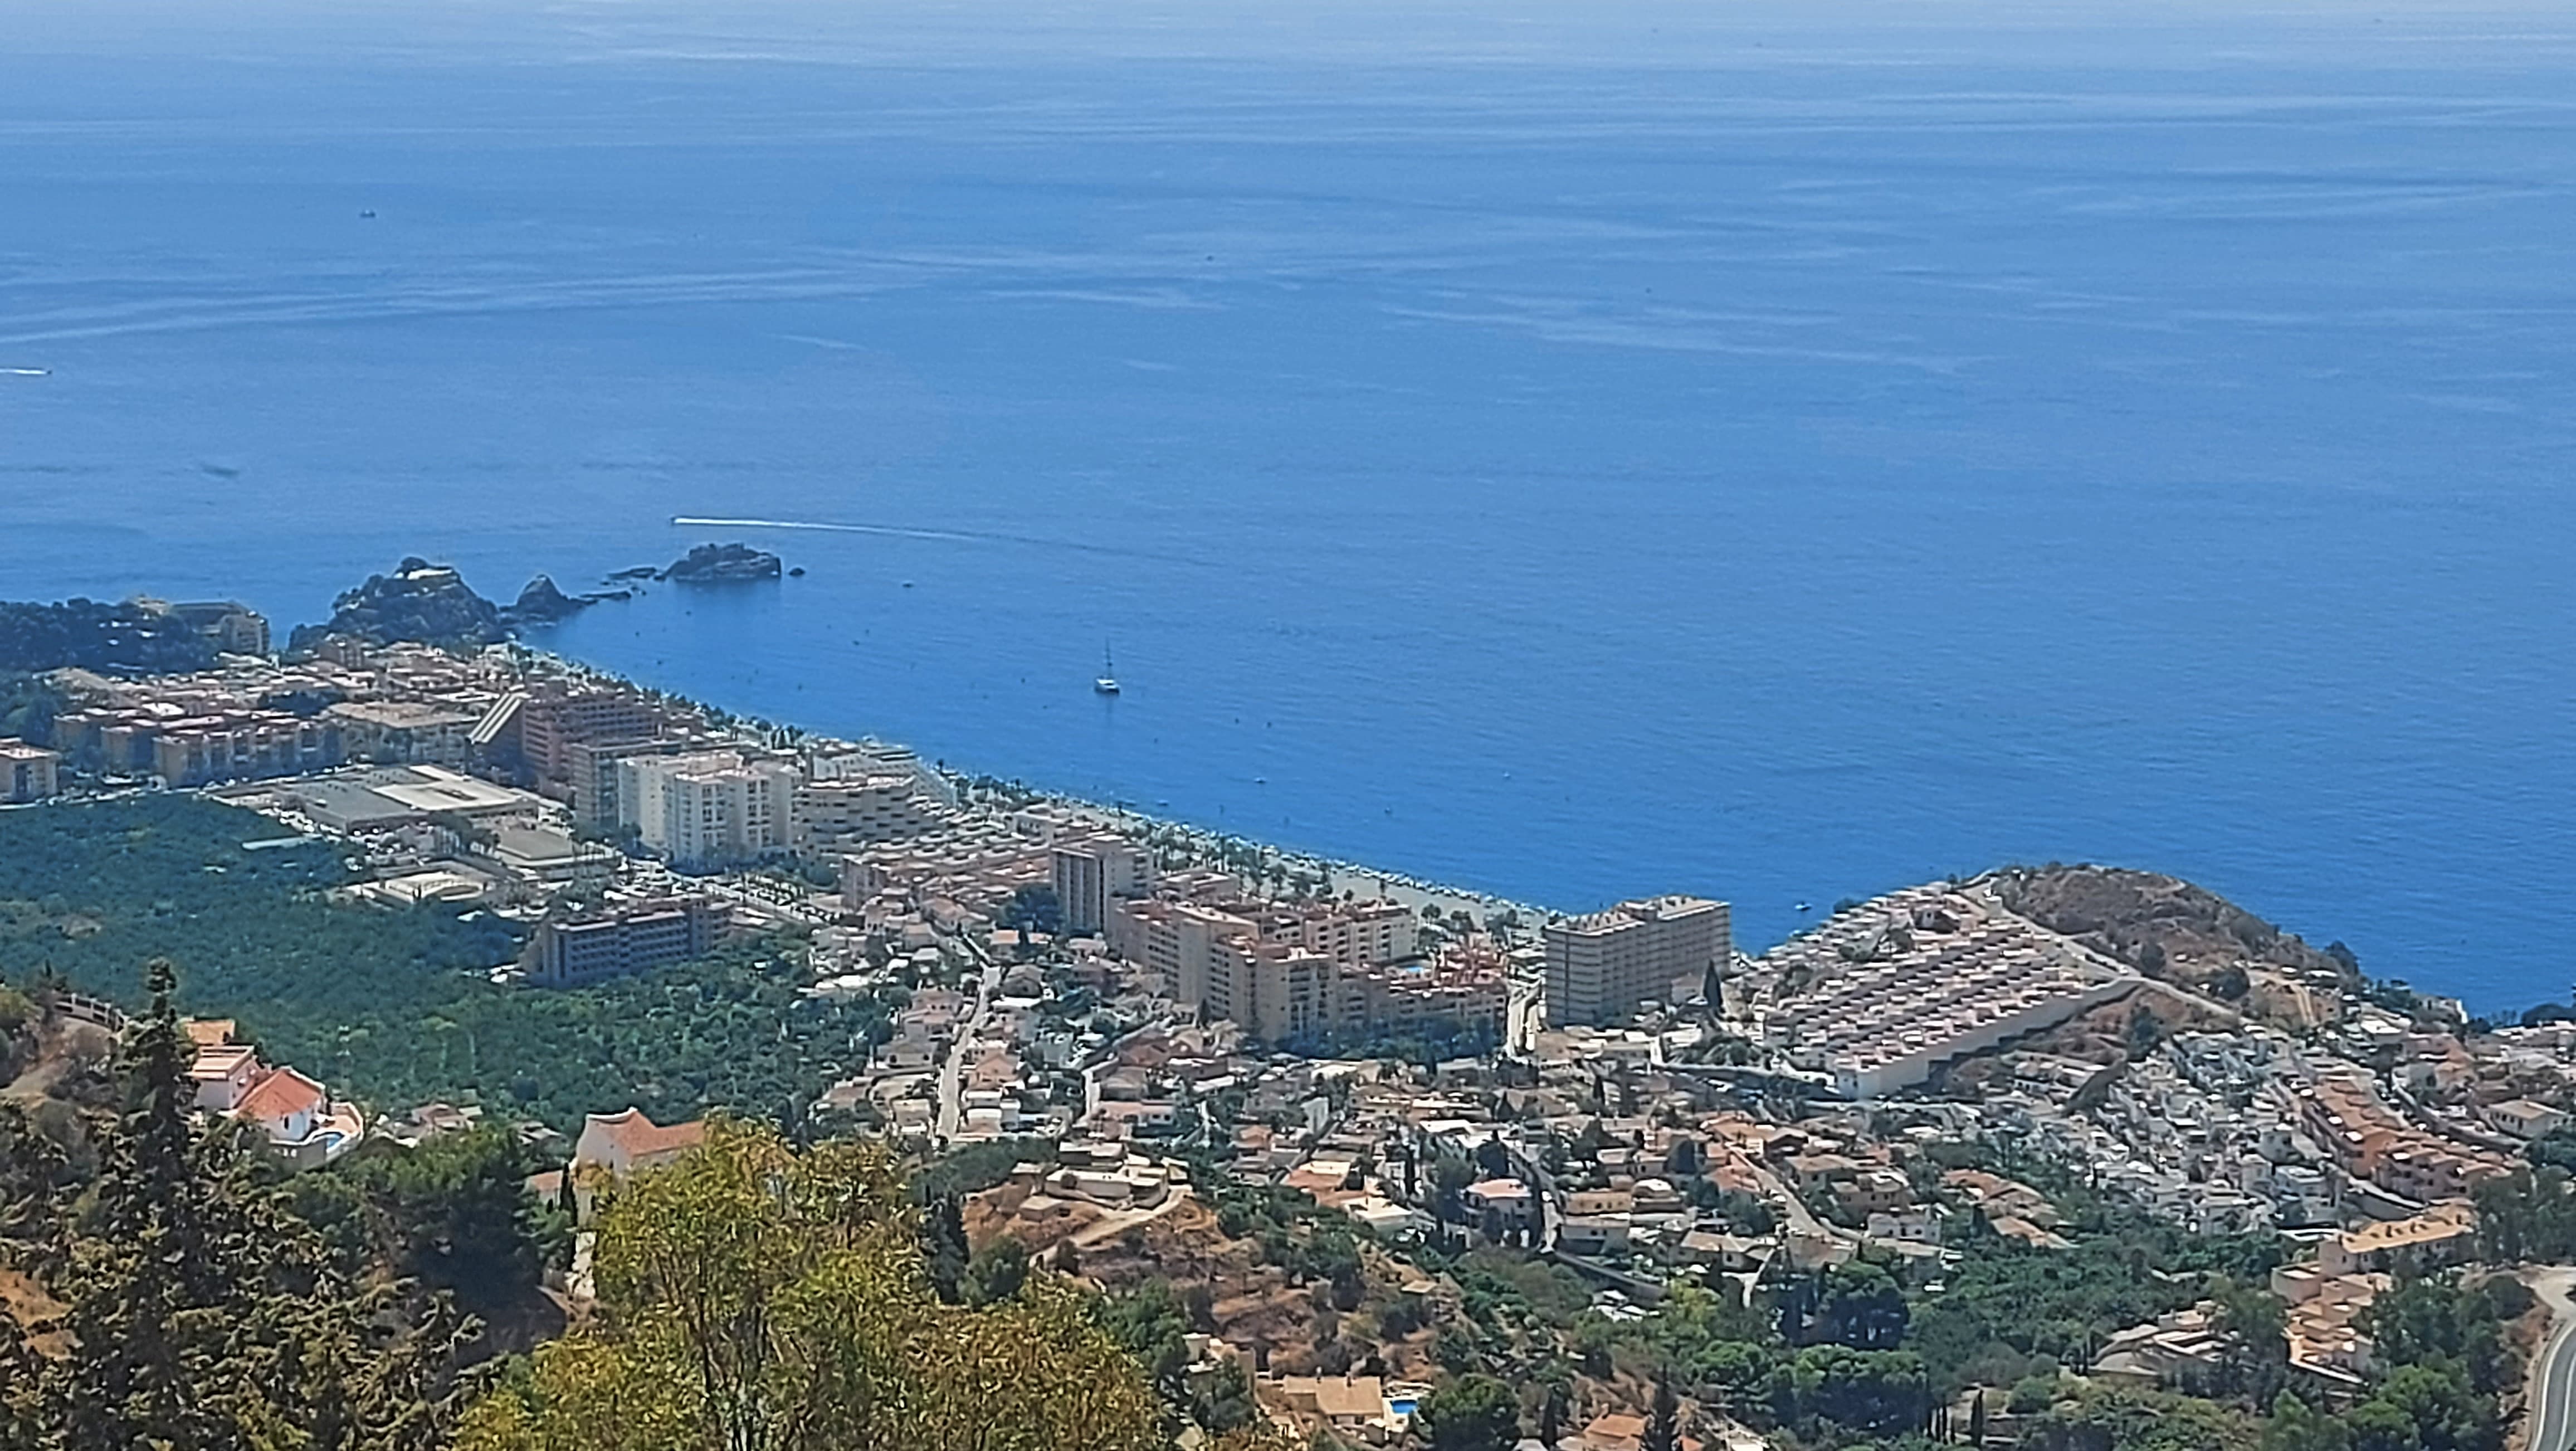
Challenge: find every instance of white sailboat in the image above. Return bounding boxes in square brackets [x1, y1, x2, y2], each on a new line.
[1094, 643, 1120, 695]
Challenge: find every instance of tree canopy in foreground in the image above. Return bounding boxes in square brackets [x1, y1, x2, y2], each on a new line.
[456, 1119, 1164, 1451]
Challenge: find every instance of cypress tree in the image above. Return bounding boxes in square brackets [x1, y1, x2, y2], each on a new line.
[924, 1191, 971, 1303]
[1536, 1378, 1570, 1447]
[1641, 1377, 1680, 1451]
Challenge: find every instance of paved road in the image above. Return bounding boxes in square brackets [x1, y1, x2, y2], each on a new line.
[2526, 1268, 2576, 1451]
[934, 950, 1002, 1144]
[1741, 1156, 1838, 1247]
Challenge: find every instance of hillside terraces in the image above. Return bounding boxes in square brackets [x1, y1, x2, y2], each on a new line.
[1746, 883, 2141, 1097]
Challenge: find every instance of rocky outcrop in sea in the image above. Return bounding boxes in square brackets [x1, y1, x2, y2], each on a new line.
[661, 542, 783, 584]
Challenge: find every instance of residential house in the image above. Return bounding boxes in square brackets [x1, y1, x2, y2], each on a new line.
[572, 1107, 709, 1181]
[1573, 1411, 1704, 1451]
[233, 1066, 363, 1169]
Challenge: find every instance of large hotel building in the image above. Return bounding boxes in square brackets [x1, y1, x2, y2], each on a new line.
[1543, 895, 1730, 1026]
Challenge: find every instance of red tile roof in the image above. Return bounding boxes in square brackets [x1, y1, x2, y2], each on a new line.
[583, 1107, 707, 1162]
[233, 1067, 326, 1125]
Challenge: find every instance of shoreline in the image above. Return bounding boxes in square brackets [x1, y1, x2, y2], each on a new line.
[497, 641, 1561, 931]
[16, 581, 2540, 1016]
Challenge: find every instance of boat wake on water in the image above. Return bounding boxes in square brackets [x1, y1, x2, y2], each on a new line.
[670, 515, 1122, 557]
[1, 368, 49, 377]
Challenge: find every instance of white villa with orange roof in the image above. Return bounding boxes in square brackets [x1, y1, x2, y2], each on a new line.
[183, 1018, 365, 1168]
[572, 1107, 709, 1180]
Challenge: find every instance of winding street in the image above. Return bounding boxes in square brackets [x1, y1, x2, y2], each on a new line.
[2524, 1268, 2576, 1451]
[934, 946, 1002, 1145]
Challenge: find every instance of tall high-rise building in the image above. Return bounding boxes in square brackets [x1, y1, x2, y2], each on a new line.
[515, 686, 662, 815]
[1051, 836, 1155, 934]
[1108, 893, 1500, 1046]
[1544, 894, 1730, 1026]
[1203, 936, 1339, 1044]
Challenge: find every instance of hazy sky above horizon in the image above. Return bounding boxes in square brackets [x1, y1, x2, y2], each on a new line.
[9, 0, 2576, 67]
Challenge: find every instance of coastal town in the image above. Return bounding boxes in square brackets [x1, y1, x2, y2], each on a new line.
[7, 568, 2576, 1451]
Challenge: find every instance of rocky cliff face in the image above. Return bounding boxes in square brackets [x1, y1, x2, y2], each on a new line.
[1983, 864, 2355, 990]
[286, 561, 625, 652]
[289, 559, 509, 651]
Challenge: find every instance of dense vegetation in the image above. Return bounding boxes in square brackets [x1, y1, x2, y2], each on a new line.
[2473, 1166, 2576, 1263]
[0, 600, 216, 676]
[1908, 1209, 2279, 1398]
[286, 1124, 572, 1321]
[0, 795, 892, 1130]
[458, 1119, 1164, 1451]
[0, 675, 63, 746]
[0, 980, 1292, 1451]
[0, 963, 483, 1448]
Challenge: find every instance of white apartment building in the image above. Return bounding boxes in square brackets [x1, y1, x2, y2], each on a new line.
[1271, 898, 1416, 972]
[1544, 894, 1730, 1027]
[618, 750, 797, 869]
[792, 772, 948, 853]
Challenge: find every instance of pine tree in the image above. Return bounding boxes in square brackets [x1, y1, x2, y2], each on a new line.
[43, 958, 480, 1451]
[59, 956, 209, 1448]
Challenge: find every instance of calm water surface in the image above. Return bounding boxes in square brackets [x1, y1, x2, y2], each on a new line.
[2, 1, 2572, 1007]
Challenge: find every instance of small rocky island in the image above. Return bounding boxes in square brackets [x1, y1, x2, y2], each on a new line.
[288, 558, 508, 651]
[660, 541, 783, 584]
[287, 558, 622, 650]
[508, 574, 591, 625]
[279, 548, 789, 654]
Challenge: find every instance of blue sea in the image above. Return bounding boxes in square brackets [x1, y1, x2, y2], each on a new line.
[3, 0, 2572, 1009]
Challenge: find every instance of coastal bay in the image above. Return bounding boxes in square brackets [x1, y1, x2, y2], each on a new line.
[3, 0, 2574, 1006]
